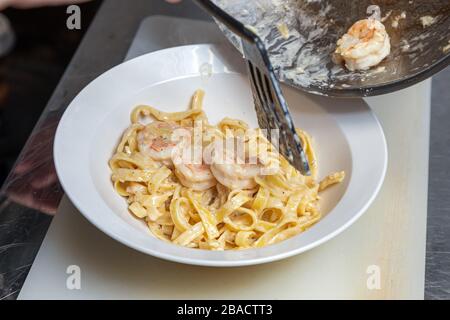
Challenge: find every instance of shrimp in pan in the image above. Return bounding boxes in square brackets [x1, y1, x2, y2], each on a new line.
[137, 121, 189, 166]
[335, 17, 391, 71]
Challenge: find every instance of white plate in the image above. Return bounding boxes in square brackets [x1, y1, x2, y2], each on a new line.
[54, 44, 387, 267]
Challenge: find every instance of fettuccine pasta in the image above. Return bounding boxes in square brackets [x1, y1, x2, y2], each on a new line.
[109, 90, 344, 250]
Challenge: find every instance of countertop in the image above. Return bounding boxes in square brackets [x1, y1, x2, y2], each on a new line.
[0, 0, 448, 300]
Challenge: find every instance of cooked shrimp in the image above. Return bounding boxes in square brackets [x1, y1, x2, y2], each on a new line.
[210, 161, 262, 190]
[174, 163, 217, 191]
[206, 138, 269, 190]
[335, 18, 390, 71]
[137, 121, 189, 165]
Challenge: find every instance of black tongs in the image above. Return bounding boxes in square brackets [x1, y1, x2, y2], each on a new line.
[194, 0, 310, 176]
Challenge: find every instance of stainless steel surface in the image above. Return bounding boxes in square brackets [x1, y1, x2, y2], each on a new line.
[425, 69, 450, 300]
[0, 0, 448, 300]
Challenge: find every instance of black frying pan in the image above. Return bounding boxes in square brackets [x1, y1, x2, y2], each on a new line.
[213, 0, 450, 97]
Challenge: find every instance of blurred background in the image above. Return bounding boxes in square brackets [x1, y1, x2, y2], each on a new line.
[0, 1, 101, 184]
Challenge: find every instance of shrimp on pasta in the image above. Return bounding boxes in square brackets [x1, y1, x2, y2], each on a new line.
[109, 89, 345, 250]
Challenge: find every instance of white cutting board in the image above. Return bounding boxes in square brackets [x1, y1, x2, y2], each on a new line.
[19, 16, 429, 300]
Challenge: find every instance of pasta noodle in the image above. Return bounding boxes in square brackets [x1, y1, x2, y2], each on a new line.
[109, 90, 344, 250]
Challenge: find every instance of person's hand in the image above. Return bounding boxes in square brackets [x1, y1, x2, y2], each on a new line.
[0, 0, 91, 10]
[1, 0, 182, 10]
